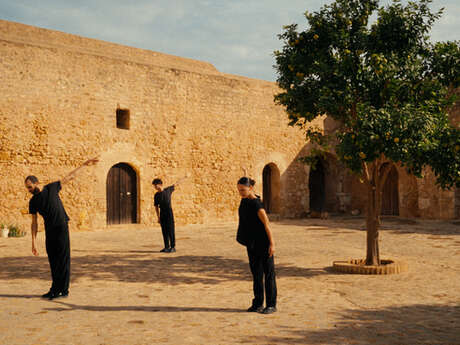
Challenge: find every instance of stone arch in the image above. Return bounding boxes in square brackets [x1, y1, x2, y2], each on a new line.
[381, 164, 400, 216]
[262, 163, 281, 214]
[93, 145, 144, 227]
[106, 162, 138, 225]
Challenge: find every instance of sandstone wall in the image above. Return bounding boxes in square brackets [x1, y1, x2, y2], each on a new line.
[0, 20, 314, 231]
[312, 116, 458, 219]
[0, 20, 457, 234]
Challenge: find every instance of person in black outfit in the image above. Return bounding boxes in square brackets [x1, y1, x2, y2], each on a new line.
[236, 177, 277, 314]
[25, 157, 98, 300]
[153, 175, 188, 253]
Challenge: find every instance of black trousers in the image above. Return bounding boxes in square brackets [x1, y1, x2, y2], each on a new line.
[247, 247, 277, 308]
[45, 223, 70, 293]
[160, 213, 175, 248]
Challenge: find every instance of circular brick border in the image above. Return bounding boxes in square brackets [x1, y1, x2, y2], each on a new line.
[332, 259, 408, 275]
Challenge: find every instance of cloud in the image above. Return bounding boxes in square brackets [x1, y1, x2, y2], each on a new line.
[0, 0, 458, 81]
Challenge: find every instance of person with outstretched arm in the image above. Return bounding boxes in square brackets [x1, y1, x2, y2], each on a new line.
[153, 174, 189, 253]
[236, 177, 277, 314]
[25, 157, 99, 300]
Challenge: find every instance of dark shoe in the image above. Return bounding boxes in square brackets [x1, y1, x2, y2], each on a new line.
[261, 306, 277, 314]
[168, 248, 176, 253]
[247, 305, 264, 312]
[48, 291, 69, 300]
[160, 248, 170, 253]
[41, 290, 54, 299]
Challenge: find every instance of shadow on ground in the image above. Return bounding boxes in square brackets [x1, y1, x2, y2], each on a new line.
[244, 304, 460, 345]
[0, 254, 329, 285]
[41, 301, 245, 313]
[276, 216, 460, 236]
[0, 296, 244, 313]
[0, 294, 41, 299]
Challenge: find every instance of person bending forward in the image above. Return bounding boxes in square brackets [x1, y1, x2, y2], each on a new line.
[25, 157, 98, 300]
[236, 177, 277, 314]
[153, 175, 188, 253]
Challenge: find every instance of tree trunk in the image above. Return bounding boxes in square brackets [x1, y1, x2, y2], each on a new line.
[365, 181, 381, 266]
[362, 160, 392, 266]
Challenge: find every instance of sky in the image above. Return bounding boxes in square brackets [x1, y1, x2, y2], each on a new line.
[0, 0, 458, 81]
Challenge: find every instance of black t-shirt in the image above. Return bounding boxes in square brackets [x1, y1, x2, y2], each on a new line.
[237, 197, 269, 252]
[154, 185, 175, 215]
[29, 181, 70, 229]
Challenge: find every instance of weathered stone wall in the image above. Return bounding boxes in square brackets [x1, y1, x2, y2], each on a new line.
[0, 20, 316, 231]
[309, 115, 458, 219]
[0, 20, 457, 234]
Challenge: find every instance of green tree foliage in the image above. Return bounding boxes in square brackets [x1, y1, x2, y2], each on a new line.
[274, 0, 460, 265]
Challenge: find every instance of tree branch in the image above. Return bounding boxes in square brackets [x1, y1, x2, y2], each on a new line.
[362, 161, 371, 184]
[377, 163, 393, 195]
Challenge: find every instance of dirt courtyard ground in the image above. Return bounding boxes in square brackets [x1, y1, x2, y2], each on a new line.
[0, 217, 459, 345]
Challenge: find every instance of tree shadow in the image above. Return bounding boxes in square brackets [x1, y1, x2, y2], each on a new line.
[0, 254, 330, 285]
[42, 300, 245, 313]
[378, 217, 460, 236]
[274, 216, 460, 236]
[245, 304, 460, 345]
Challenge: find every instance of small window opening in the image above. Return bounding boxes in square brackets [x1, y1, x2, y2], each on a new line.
[116, 108, 130, 130]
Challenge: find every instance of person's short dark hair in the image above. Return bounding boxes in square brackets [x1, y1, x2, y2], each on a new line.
[237, 177, 251, 187]
[152, 178, 163, 185]
[25, 175, 39, 184]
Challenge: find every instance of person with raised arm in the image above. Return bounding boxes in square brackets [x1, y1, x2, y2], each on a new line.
[25, 157, 99, 300]
[153, 174, 189, 253]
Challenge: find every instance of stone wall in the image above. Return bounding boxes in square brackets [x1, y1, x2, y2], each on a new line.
[0, 20, 316, 231]
[0, 20, 457, 234]
[308, 116, 458, 220]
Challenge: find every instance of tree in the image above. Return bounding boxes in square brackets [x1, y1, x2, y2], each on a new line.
[274, 0, 460, 265]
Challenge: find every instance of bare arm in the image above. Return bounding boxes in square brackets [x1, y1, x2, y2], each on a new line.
[173, 173, 191, 187]
[61, 157, 99, 185]
[31, 214, 38, 256]
[257, 208, 275, 257]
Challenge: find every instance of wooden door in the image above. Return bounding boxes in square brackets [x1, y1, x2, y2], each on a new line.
[263, 165, 272, 213]
[107, 163, 137, 225]
[381, 165, 399, 216]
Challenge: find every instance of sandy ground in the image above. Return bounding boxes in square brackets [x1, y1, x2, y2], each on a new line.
[0, 216, 459, 345]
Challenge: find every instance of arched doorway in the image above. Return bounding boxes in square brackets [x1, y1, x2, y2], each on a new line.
[262, 163, 281, 214]
[106, 163, 138, 225]
[381, 165, 399, 216]
[309, 159, 326, 213]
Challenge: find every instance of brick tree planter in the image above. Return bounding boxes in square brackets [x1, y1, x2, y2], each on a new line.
[332, 259, 407, 275]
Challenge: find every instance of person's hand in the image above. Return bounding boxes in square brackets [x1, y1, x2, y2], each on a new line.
[84, 156, 99, 166]
[268, 243, 275, 257]
[32, 244, 39, 256]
